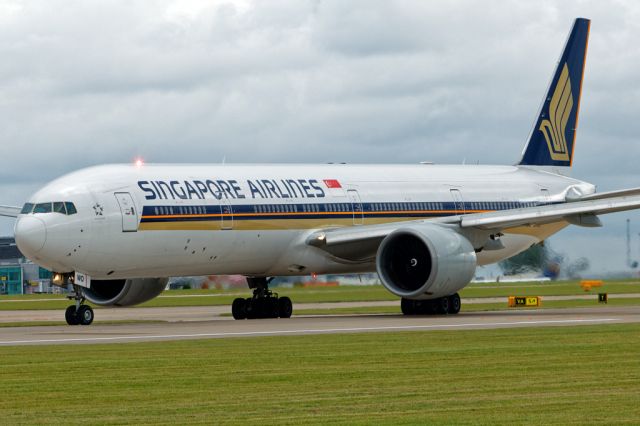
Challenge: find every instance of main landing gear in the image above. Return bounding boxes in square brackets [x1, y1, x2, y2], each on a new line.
[232, 277, 293, 320]
[401, 293, 461, 316]
[65, 286, 94, 325]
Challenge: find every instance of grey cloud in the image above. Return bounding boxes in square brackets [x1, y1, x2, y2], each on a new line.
[1, 0, 640, 272]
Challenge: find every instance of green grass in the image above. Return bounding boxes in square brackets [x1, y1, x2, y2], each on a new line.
[285, 297, 640, 316]
[0, 286, 396, 310]
[0, 324, 638, 424]
[1, 279, 639, 311]
[460, 279, 639, 298]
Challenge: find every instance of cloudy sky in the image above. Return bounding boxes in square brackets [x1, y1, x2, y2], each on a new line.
[1, 0, 640, 273]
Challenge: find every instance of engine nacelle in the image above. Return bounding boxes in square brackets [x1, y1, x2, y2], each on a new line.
[376, 225, 476, 299]
[81, 278, 168, 306]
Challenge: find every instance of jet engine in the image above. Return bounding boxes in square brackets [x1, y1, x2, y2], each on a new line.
[376, 225, 476, 299]
[81, 278, 168, 306]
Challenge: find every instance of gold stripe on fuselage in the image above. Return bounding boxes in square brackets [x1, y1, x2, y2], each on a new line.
[137, 210, 486, 231]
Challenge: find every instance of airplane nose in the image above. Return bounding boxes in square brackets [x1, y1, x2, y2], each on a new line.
[15, 216, 47, 255]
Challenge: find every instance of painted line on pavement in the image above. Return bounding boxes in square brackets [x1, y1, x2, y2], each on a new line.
[0, 318, 620, 345]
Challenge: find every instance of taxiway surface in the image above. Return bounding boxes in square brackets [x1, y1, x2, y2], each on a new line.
[0, 305, 638, 346]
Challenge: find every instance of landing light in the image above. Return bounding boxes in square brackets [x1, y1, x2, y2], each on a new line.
[52, 273, 65, 286]
[134, 158, 144, 167]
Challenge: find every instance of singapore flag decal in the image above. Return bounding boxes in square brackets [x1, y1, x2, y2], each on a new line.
[323, 179, 344, 196]
[323, 179, 342, 188]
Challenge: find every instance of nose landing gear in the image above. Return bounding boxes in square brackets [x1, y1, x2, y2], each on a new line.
[65, 287, 94, 325]
[231, 277, 293, 320]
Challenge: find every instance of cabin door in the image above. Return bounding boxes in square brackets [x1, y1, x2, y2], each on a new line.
[114, 192, 139, 232]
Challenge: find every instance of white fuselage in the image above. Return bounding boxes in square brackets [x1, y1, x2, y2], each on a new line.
[14, 163, 594, 279]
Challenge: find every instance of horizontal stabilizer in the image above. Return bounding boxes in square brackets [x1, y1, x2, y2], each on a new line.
[0, 205, 21, 218]
[566, 187, 640, 202]
[460, 194, 640, 230]
[306, 188, 640, 261]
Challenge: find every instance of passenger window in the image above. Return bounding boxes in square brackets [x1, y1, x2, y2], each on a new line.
[21, 203, 34, 214]
[33, 203, 52, 213]
[53, 202, 66, 214]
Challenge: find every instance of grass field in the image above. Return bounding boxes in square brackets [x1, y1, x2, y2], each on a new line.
[276, 297, 640, 316]
[0, 323, 638, 424]
[1, 279, 639, 311]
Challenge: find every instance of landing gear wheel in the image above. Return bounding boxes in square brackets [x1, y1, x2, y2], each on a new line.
[233, 277, 294, 320]
[435, 297, 450, 315]
[401, 298, 415, 315]
[77, 305, 94, 325]
[278, 297, 293, 318]
[65, 286, 94, 326]
[65, 305, 79, 325]
[448, 293, 461, 315]
[232, 298, 247, 320]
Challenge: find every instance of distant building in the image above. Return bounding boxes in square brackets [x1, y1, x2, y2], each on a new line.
[0, 237, 55, 295]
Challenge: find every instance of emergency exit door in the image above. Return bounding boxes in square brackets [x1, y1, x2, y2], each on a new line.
[114, 192, 139, 232]
[220, 198, 233, 230]
[450, 189, 465, 214]
[347, 189, 364, 225]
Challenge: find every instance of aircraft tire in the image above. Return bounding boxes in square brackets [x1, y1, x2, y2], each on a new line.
[435, 297, 450, 315]
[423, 300, 438, 315]
[278, 297, 292, 318]
[245, 297, 257, 319]
[232, 298, 247, 320]
[65, 305, 80, 325]
[270, 298, 280, 318]
[401, 298, 416, 315]
[448, 293, 461, 314]
[78, 305, 94, 325]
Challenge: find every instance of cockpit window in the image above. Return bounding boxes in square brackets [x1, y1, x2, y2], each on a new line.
[53, 202, 66, 214]
[24, 201, 77, 215]
[65, 202, 77, 215]
[20, 203, 34, 214]
[33, 202, 53, 213]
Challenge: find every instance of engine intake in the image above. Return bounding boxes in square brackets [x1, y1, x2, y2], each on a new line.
[376, 225, 476, 299]
[82, 278, 168, 306]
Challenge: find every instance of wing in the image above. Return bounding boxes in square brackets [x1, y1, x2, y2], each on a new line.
[0, 205, 21, 218]
[306, 188, 640, 261]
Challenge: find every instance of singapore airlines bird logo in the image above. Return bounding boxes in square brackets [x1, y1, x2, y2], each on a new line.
[539, 63, 573, 161]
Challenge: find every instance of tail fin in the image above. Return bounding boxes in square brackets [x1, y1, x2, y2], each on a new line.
[519, 18, 590, 168]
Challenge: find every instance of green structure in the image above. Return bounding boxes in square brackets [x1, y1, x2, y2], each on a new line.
[0, 266, 22, 295]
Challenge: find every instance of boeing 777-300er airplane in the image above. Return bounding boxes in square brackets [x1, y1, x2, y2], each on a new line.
[1, 17, 639, 325]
